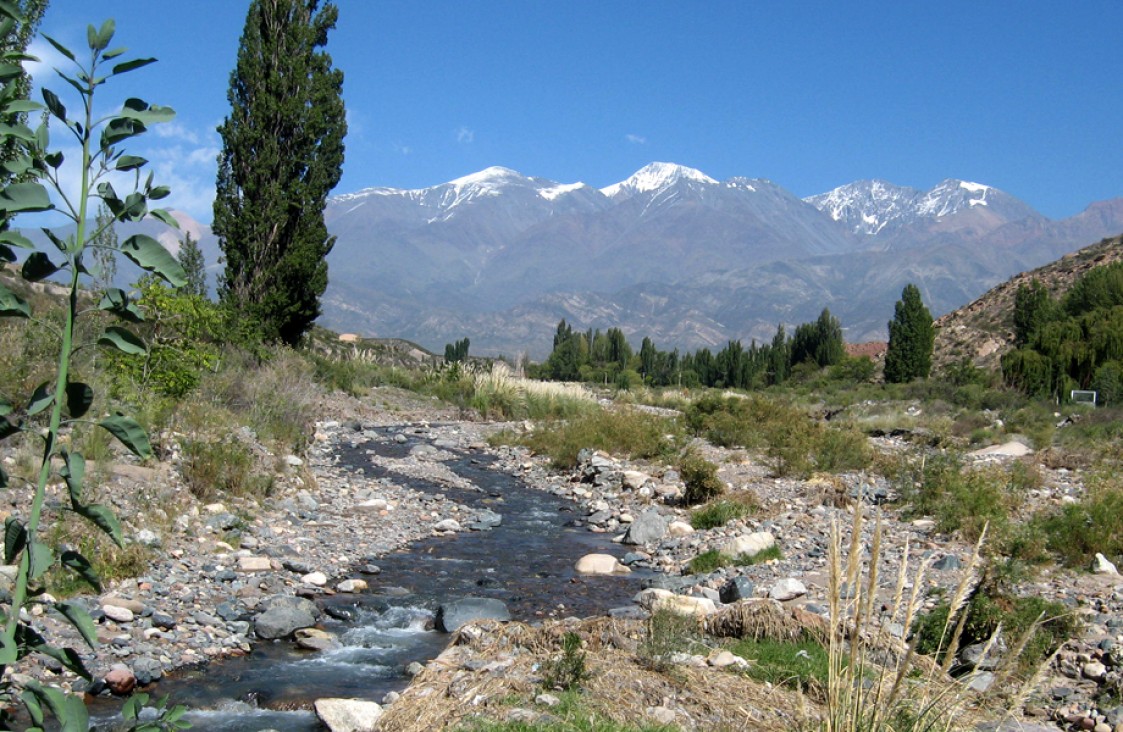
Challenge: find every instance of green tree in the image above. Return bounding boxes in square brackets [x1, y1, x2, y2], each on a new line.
[1013, 278, 1053, 347]
[884, 283, 935, 383]
[176, 231, 207, 297]
[444, 336, 469, 363]
[0, 0, 46, 182]
[88, 202, 118, 295]
[214, 0, 346, 346]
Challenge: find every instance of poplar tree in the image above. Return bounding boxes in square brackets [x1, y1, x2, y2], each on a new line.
[214, 0, 346, 346]
[884, 283, 935, 383]
[176, 232, 207, 297]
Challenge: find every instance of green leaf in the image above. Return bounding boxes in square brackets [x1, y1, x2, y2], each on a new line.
[21, 251, 60, 282]
[0, 182, 53, 214]
[60, 550, 101, 593]
[32, 643, 90, 680]
[54, 602, 99, 649]
[19, 687, 44, 727]
[0, 629, 16, 665]
[21, 681, 89, 732]
[148, 208, 180, 229]
[74, 503, 123, 547]
[65, 382, 93, 419]
[119, 97, 175, 124]
[26, 381, 53, 416]
[0, 282, 30, 317]
[97, 288, 145, 323]
[88, 19, 114, 51]
[0, 396, 11, 415]
[147, 185, 170, 201]
[102, 46, 126, 60]
[28, 541, 53, 581]
[41, 88, 65, 121]
[98, 414, 152, 459]
[41, 227, 69, 252]
[45, 151, 64, 169]
[4, 516, 26, 564]
[98, 325, 146, 355]
[120, 234, 186, 287]
[42, 34, 77, 63]
[60, 451, 84, 505]
[0, 243, 12, 264]
[4, 100, 41, 114]
[0, 230, 35, 249]
[0, 122, 36, 141]
[112, 57, 155, 76]
[101, 116, 144, 146]
[114, 154, 147, 171]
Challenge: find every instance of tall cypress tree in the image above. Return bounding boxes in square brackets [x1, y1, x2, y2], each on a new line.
[884, 283, 935, 383]
[214, 0, 346, 346]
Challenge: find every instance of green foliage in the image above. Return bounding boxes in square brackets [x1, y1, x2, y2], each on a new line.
[687, 545, 782, 574]
[509, 407, 680, 469]
[1036, 474, 1123, 568]
[175, 232, 207, 298]
[444, 336, 470, 363]
[108, 276, 221, 399]
[214, 0, 346, 347]
[884, 283, 935, 383]
[1063, 260, 1123, 316]
[0, 15, 182, 728]
[121, 692, 190, 731]
[1013, 278, 1054, 347]
[728, 637, 829, 694]
[180, 436, 271, 501]
[542, 632, 590, 692]
[790, 307, 845, 368]
[678, 450, 724, 504]
[639, 607, 704, 674]
[88, 203, 118, 294]
[690, 496, 756, 530]
[827, 355, 875, 384]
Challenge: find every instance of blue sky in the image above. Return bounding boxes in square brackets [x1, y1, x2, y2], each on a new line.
[30, 1, 1123, 223]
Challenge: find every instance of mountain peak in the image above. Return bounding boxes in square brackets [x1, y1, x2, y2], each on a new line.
[601, 162, 718, 198]
[448, 166, 526, 188]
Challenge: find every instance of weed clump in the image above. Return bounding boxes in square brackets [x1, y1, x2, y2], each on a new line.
[678, 450, 724, 505]
[505, 407, 681, 469]
[541, 632, 590, 691]
[690, 495, 757, 529]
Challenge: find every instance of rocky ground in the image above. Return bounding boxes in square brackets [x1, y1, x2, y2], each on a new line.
[1, 385, 1121, 731]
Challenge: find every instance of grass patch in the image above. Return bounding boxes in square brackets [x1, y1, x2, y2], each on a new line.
[638, 607, 706, 674]
[502, 407, 682, 469]
[678, 450, 724, 505]
[180, 436, 274, 501]
[687, 545, 783, 574]
[1036, 472, 1123, 569]
[728, 637, 829, 695]
[690, 495, 757, 530]
[462, 690, 675, 731]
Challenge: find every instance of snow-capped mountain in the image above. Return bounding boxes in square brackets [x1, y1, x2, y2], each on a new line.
[805, 178, 1045, 246]
[308, 163, 1123, 357]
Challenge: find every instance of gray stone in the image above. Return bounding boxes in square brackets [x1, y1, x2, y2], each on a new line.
[314, 698, 384, 732]
[467, 510, 502, 530]
[623, 509, 666, 546]
[435, 597, 511, 633]
[1093, 552, 1120, 576]
[768, 578, 807, 601]
[720, 531, 775, 559]
[254, 595, 320, 640]
[132, 657, 164, 686]
[205, 513, 240, 531]
[961, 639, 1006, 671]
[933, 554, 961, 571]
[719, 577, 755, 604]
[433, 518, 461, 532]
[966, 671, 994, 692]
[102, 604, 134, 623]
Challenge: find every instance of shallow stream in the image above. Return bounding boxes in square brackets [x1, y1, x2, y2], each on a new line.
[91, 429, 652, 731]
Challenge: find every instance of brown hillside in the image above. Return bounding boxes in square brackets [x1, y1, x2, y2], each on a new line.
[933, 233, 1123, 371]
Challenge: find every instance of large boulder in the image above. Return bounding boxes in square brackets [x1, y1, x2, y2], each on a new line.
[435, 597, 511, 633]
[720, 531, 775, 560]
[653, 594, 717, 618]
[768, 578, 807, 601]
[253, 595, 320, 640]
[314, 698, 384, 732]
[623, 509, 667, 546]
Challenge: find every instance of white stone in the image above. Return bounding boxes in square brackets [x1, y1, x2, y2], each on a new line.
[302, 571, 328, 586]
[285, 455, 305, 467]
[621, 470, 651, 490]
[433, 519, 461, 532]
[653, 594, 716, 618]
[354, 499, 389, 513]
[203, 502, 226, 514]
[667, 521, 693, 537]
[768, 578, 807, 601]
[574, 553, 630, 575]
[337, 579, 368, 593]
[720, 531, 775, 559]
[1093, 552, 1120, 576]
[969, 441, 1032, 458]
[102, 604, 134, 623]
[314, 698, 384, 732]
[1083, 661, 1107, 680]
[237, 556, 272, 572]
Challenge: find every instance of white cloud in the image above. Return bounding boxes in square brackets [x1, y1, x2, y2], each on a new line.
[23, 38, 71, 82]
[625, 133, 647, 145]
[393, 142, 412, 155]
[456, 126, 475, 144]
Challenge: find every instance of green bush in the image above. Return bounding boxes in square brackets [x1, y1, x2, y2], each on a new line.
[541, 632, 590, 691]
[687, 545, 782, 574]
[510, 407, 681, 469]
[180, 436, 272, 501]
[690, 496, 757, 530]
[639, 607, 704, 673]
[679, 450, 724, 505]
[728, 637, 829, 694]
[1037, 475, 1123, 568]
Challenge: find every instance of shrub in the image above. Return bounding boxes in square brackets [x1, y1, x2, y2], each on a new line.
[180, 436, 272, 501]
[690, 495, 757, 530]
[679, 451, 724, 505]
[639, 607, 704, 673]
[1037, 474, 1123, 568]
[510, 407, 681, 469]
[541, 632, 590, 691]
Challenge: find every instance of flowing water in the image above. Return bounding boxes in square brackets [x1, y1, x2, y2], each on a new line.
[90, 430, 653, 731]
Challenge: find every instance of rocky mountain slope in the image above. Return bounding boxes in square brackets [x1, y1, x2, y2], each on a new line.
[39, 164, 1123, 359]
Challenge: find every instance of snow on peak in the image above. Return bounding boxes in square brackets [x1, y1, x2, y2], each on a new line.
[601, 162, 718, 198]
[959, 180, 990, 194]
[448, 166, 525, 189]
[538, 181, 588, 201]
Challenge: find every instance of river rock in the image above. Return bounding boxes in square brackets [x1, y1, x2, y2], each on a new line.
[667, 521, 693, 538]
[102, 604, 134, 623]
[1084, 661, 1108, 681]
[433, 518, 462, 532]
[621, 470, 651, 490]
[1093, 553, 1120, 576]
[314, 698, 384, 732]
[575, 554, 630, 575]
[768, 578, 807, 601]
[302, 571, 329, 586]
[337, 578, 368, 593]
[296, 628, 340, 651]
[623, 509, 666, 545]
[720, 531, 775, 559]
[719, 577, 755, 603]
[105, 663, 136, 695]
[254, 595, 320, 640]
[354, 499, 388, 514]
[435, 597, 511, 633]
[237, 556, 272, 572]
[653, 594, 717, 618]
[467, 509, 502, 530]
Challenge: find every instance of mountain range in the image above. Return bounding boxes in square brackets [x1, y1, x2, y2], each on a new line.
[95, 162, 1123, 359]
